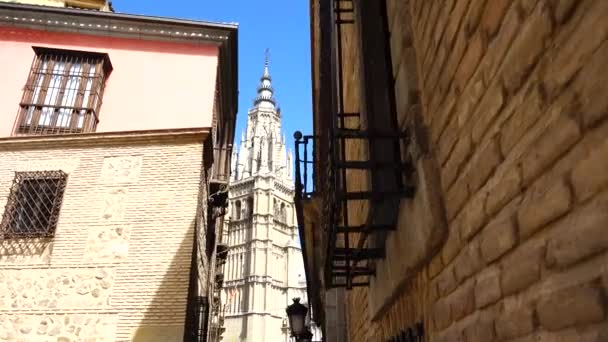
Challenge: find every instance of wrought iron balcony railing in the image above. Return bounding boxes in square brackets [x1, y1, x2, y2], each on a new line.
[293, 131, 317, 199]
[293, 0, 417, 290]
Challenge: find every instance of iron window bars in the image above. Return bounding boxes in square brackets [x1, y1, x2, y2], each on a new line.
[323, 0, 414, 288]
[295, 0, 416, 289]
[16, 47, 112, 135]
[1, 171, 68, 239]
[294, 132, 317, 199]
[185, 296, 210, 342]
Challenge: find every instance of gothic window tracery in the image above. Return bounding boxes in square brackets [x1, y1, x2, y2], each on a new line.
[247, 197, 254, 218]
[273, 198, 279, 217]
[234, 200, 241, 220]
[280, 203, 286, 222]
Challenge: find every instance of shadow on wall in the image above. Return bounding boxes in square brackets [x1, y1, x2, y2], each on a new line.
[131, 221, 196, 342]
[0, 237, 52, 264]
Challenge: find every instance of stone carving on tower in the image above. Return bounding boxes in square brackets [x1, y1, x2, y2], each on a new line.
[221, 51, 307, 342]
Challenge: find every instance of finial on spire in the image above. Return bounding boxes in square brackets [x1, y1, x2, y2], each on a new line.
[263, 48, 270, 78]
[254, 48, 276, 109]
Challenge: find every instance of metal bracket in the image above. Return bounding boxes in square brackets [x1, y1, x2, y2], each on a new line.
[208, 184, 229, 219]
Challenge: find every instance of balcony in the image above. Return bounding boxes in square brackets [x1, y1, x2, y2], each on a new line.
[16, 105, 99, 135]
[293, 0, 416, 291]
[216, 243, 229, 267]
[294, 128, 415, 289]
[215, 273, 224, 289]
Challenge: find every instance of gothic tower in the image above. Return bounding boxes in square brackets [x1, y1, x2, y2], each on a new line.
[221, 52, 306, 342]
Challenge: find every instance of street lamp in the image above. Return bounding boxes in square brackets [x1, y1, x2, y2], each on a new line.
[286, 297, 308, 339]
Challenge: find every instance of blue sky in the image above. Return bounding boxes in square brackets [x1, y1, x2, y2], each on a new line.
[116, 0, 313, 147]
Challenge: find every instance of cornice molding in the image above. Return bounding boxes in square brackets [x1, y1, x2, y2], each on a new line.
[0, 3, 236, 44]
[0, 127, 210, 150]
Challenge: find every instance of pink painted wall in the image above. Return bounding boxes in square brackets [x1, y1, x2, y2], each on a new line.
[0, 26, 219, 137]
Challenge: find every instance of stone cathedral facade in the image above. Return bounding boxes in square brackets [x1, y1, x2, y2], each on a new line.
[221, 56, 307, 342]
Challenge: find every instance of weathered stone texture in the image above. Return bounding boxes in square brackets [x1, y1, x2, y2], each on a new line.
[495, 307, 535, 340]
[460, 190, 486, 241]
[433, 298, 451, 331]
[0, 313, 117, 341]
[99, 156, 143, 184]
[84, 225, 131, 261]
[453, 239, 482, 283]
[474, 266, 501, 308]
[463, 318, 495, 342]
[485, 164, 520, 216]
[480, 0, 510, 36]
[546, 196, 608, 268]
[517, 177, 572, 239]
[436, 266, 456, 297]
[466, 136, 501, 191]
[537, 285, 606, 331]
[521, 115, 581, 185]
[500, 2, 552, 93]
[571, 139, 608, 202]
[470, 84, 504, 144]
[541, 1, 608, 96]
[0, 268, 113, 309]
[500, 244, 543, 296]
[479, 216, 516, 263]
[449, 279, 475, 321]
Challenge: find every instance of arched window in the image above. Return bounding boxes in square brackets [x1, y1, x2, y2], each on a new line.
[247, 197, 254, 218]
[235, 200, 241, 220]
[280, 203, 286, 222]
[273, 198, 278, 216]
[239, 254, 243, 278]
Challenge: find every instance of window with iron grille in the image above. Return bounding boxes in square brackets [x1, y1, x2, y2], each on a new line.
[16, 47, 112, 135]
[1, 171, 68, 239]
[185, 295, 210, 341]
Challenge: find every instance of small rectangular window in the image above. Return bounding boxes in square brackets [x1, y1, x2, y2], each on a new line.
[16, 47, 112, 135]
[1, 171, 68, 239]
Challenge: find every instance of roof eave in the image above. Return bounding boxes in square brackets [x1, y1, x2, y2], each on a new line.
[0, 1, 239, 126]
[0, 2, 238, 30]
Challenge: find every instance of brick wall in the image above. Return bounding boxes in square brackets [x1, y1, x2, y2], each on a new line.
[336, 11, 378, 342]
[0, 132, 207, 341]
[346, 0, 608, 341]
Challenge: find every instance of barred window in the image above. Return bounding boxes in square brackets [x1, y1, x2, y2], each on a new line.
[1, 171, 68, 239]
[16, 47, 112, 135]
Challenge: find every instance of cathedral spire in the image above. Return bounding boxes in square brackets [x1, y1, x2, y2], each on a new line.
[236, 50, 293, 181]
[253, 48, 276, 110]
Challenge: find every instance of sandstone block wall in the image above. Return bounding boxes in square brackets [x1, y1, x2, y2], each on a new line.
[0, 135, 205, 341]
[345, 0, 608, 341]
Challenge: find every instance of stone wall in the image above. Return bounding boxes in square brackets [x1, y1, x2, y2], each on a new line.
[0, 314, 117, 341]
[0, 268, 113, 310]
[344, 0, 608, 341]
[0, 132, 206, 341]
